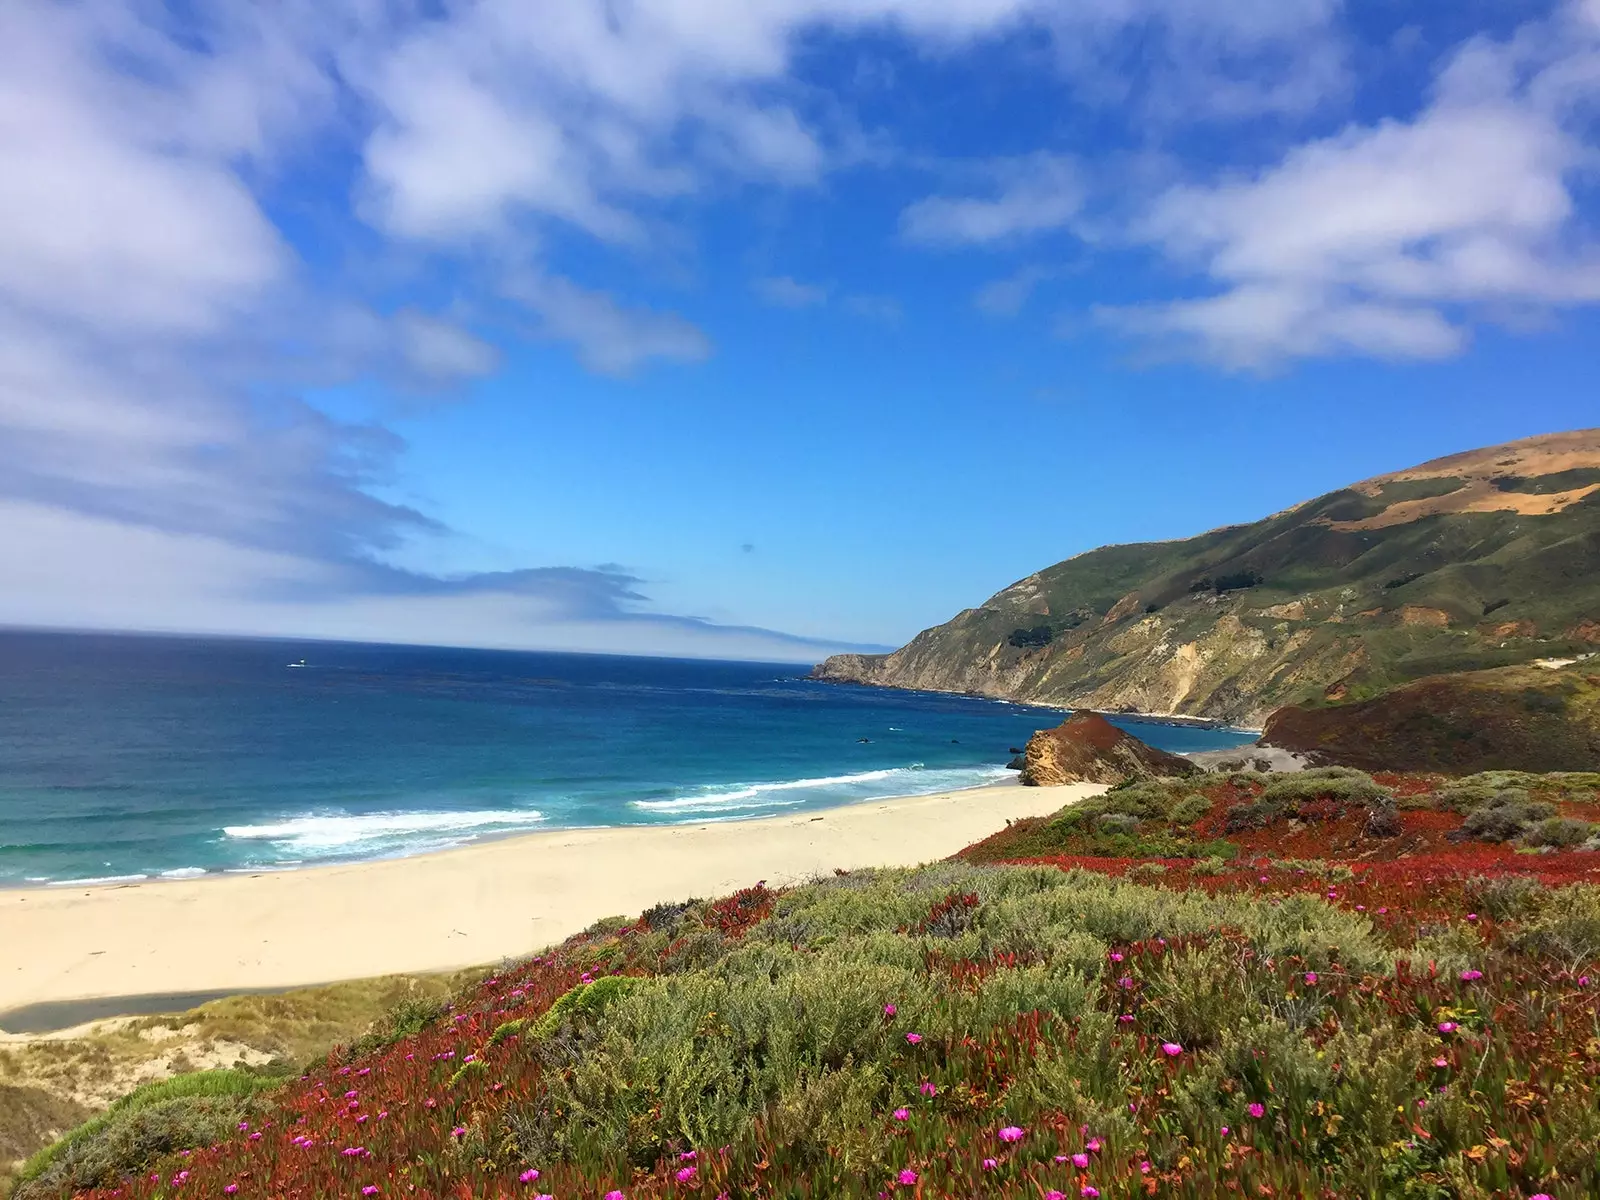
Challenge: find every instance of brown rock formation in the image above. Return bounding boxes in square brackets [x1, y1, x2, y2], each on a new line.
[1019, 711, 1202, 787]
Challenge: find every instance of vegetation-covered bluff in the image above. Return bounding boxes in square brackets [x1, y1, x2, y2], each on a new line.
[815, 429, 1600, 727]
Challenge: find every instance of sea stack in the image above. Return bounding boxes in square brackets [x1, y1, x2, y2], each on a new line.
[1019, 711, 1202, 786]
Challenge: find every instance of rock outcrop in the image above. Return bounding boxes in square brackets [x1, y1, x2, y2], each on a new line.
[815, 429, 1600, 727]
[1261, 662, 1600, 774]
[1019, 711, 1202, 786]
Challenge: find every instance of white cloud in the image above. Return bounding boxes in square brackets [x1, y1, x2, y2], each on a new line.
[754, 276, 829, 308]
[901, 154, 1083, 246]
[974, 266, 1053, 316]
[393, 311, 502, 384]
[842, 295, 904, 323]
[1097, 4, 1600, 367]
[506, 273, 712, 376]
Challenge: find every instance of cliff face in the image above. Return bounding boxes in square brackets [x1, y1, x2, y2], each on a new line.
[816, 429, 1600, 727]
[1019, 711, 1201, 786]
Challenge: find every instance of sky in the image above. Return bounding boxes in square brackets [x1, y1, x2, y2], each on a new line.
[2, 0, 1599, 663]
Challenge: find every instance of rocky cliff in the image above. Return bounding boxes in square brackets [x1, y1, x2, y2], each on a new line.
[1019, 711, 1201, 786]
[816, 429, 1600, 727]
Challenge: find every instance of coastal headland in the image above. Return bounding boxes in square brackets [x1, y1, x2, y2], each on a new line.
[0, 780, 1097, 1023]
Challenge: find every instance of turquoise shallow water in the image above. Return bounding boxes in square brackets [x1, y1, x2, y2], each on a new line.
[0, 631, 1257, 885]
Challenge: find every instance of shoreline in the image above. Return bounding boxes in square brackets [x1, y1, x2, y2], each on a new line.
[0, 778, 1099, 1022]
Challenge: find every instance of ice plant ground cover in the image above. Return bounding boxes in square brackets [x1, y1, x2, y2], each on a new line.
[21, 772, 1600, 1199]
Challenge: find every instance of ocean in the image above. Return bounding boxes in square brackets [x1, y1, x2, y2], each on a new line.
[0, 631, 1257, 886]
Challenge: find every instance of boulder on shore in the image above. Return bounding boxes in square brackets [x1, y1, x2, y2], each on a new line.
[1019, 711, 1201, 786]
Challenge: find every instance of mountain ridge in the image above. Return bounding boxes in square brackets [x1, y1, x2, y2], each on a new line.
[814, 429, 1600, 727]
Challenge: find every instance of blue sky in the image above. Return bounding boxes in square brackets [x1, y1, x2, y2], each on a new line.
[1, 0, 1598, 661]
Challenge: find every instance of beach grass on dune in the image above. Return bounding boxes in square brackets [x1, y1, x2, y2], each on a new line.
[27, 846, 1600, 1200]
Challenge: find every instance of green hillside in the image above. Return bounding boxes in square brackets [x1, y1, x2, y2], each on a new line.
[815, 429, 1600, 726]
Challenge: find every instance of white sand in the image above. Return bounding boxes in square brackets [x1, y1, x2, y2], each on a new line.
[0, 780, 1097, 1016]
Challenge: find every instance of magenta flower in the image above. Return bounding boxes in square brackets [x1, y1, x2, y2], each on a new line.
[1108, 952, 1123, 962]
[535, 1195, 554, 1200]
[363, 1189, 379, 1197]
[1460, 969, 1483, 981]
[520, 1169, 540, 1183]
[681, 1151, 697, 1161]
[1044, 1192, 1065, 1200]
[981, 1158, 998, 1171]
[1248, 1103, 1265, 1119]
[1085, 1137, 1101, 1153]
[905, 1032, 922, 1044]
[1081, 1188, 1101, 1199]
[1221, 1126, 1231, 1137]
[883, 1003, 897, 1017]
[898, 1169, 917, 1186]
[1433, 1056, 1449, 1068]
[606, 1192, 626, 1200]
[1580, 975, 1590, 987]
[998, 1126, 1024, 1143]
[1139, 1161, 1151, 1174]
[1466, 913, 1478, 922]
[1437, 1021, 1458, 1034]
[1161, 1042, 1183, 1057]
[1071, 1152, 1089, 1168]
[1118, 976, 1134, 989]
[1303, 972, 1318, 985]
[676, 1167, 697, 1184]
[452, 1126, 468, 1138]
[893, 1108, 910, 1121]
[1118, 1014, 1135, 1023]
[224, 1187, 239, 1196]
[919, 1081, 937, 1097]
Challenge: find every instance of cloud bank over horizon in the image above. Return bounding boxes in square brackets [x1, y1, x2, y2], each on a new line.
[1, 0, 1598, 656]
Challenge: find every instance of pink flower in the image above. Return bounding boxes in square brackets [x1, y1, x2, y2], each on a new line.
[1139, 1161, 1151, 1174]
[893, 1108, 910, 1121]
[981, 1158, 998, 1171]
[363, 1189, 380, 1197]
[1081, 1188, 1100, 1199]
[1044, 1192, 1065, 1200]
[1109, 952, 1123, 962]
[1161, 1042, 1183, 1057]
[225, 1187, 239, 1196]
[1071, 1153, 1089, 1168]
[998, 1126, 1024, 1143]
[1466, 913, 1478, 922]
[920, 1081, 937, 1097]
[1303, 972, 1318, 985]
[676, 1167, 698, 1184]
[905, 1032, 922, 1044]
[1437, 1022, 1458, 1034]
[897, 1169, 917, 1186]
[520, 1170, 540, 1183]
[1118, 1014, 1135, 1023]
[1221, 1126, 1231, 1137]
[1532, 1194, 1555, 1199]
[452, 1126, 468, 1138]
[681, 1151, 697, 1161]
[1085, 1138, 1102, 1153]
[1460, 969, 1483, 981]
[1433, 1056, 1449, 1068]
[1118, 976, 1134, 989]
[883, 1003, 897, 1017]
[1579, 975, 1590, 987]
[606, 1192, 626, 1200]
[1248, 1103, 1265, 1119]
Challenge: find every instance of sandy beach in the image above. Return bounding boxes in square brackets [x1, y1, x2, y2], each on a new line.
[0, 780, 1096, 1022]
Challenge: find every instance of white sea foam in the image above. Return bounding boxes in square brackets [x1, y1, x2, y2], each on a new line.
[223, 809, 546, 853]
[46, 873, 150, 887]
[630, 764, 1011, 816]
[159, 867, 209, 880]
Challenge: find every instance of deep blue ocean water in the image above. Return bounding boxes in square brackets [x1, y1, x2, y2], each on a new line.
[0, 631, 1257, 886]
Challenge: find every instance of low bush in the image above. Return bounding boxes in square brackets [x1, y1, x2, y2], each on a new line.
[1459, 795, 1558, 843]
[14, 1070, 285, 1199]
[1523, 816, 1595, 849]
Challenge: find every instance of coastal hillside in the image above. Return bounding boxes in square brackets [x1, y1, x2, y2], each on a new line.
[19, 774, 1600, 1199]
[815, 429, 1600, 726]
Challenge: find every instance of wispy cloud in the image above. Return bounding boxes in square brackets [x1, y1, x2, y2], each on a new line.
[1095, 3, 1600, 367]
[753, 276, 829, 308]
[901, 154, 1083, 246]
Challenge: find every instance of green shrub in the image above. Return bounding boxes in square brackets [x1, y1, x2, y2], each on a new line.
[1522, 817, 1595, 849]
[530, 975, 641, 1041]
[15, 1070, 284, 1199]
[1459, 795, 1558, 842]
